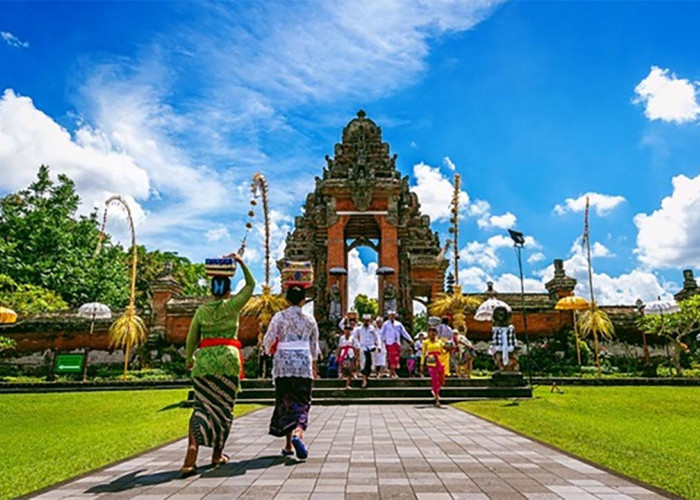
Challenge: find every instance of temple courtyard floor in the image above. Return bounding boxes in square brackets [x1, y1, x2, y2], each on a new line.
[29, 404, 669, 500]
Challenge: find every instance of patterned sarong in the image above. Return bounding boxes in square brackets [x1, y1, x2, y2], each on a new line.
[269, 376, 313, 437]
[387, 342, 401, 369]
[189, 374, 238, 449]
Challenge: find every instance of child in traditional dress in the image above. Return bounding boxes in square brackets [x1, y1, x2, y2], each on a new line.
[413, 332, 426, 377]
[337, 324, 360, 389]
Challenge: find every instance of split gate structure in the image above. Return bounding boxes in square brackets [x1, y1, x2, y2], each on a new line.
[280, 111, 449, 331]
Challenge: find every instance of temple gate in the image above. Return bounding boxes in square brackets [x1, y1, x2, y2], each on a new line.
[279, 111, 448, 332]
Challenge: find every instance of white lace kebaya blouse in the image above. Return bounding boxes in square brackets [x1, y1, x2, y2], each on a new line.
[263, 306, 321, 379]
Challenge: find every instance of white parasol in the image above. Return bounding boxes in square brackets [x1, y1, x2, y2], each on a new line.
[643, 298, 680, 316]
[78, 302, 113, 320]
[474, 297, 512, 322]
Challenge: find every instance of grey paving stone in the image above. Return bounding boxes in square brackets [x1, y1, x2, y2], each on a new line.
[29, 405, 667, 500]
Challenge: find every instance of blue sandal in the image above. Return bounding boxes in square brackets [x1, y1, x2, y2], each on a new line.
[291, 435, 308, 460]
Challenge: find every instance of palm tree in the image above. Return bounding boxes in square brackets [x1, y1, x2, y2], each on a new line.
[578, 196, 614, 376]
[95, 195, 147, 379]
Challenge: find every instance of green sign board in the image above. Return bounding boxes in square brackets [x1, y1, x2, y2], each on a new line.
[55, 353, 84, 374]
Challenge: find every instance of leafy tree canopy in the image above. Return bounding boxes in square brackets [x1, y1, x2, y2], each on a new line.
[0, 274, 68, 314]
[0, 166, 208, 311]
[353, 294, 378, 319]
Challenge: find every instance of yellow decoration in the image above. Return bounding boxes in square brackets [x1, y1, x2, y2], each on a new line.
[0, 306, 18, 324]
[95, 195, 147, 379]
[555, 295, 590, 369]
[430, 285, 480, 332]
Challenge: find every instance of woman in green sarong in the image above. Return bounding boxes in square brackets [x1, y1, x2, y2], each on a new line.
[180, 253, 255, 475]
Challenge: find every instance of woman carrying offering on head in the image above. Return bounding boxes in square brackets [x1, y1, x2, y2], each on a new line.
[180, 253, 255, 476]
[263, 284, 320, 460]
[421, 325, 449, 407]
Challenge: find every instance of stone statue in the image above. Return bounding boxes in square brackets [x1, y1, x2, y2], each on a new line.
[383, 282, 398, 314]
[488, 307, 519, 372]
[329, 283, 342, 323]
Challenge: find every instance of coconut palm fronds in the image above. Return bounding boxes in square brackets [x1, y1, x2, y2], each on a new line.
[577, 306, 615, 341]
[242, 285, 287, 329]
[430, 285, 480, 330]
[109, 306, 148, 378]
[577, 305, 615, 376]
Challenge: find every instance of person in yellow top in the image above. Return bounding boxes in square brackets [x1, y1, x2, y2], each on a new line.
[420, 326, 449, 407]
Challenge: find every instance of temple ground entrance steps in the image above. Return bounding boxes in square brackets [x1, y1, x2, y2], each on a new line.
[235, 373, 532, 405]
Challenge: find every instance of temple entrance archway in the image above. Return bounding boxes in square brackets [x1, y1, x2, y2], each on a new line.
[279, 110, 448, 334]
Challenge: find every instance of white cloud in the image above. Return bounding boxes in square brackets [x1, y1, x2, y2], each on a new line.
[347, 248, 378, 306]
[411, 162, 468, 221]
[459, 234, 539, 271]
[634, 66, 700, 124]
[443, 156, 456, 171]
[554, 192, 626, 216]
[635, 172, 700, 268]
[205, 226, 231, 243]
[527, 252, 545, 264]
[535, 240, 670, 305]
[1, 31, 29, 48]
[478, 211, 517, 229]
[458, 266, 545, 294]
[0, 89, 150, 216]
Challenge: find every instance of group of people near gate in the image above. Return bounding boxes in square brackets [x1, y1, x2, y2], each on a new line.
[334, 312, 477, 406]
[179, 253, 519, 473]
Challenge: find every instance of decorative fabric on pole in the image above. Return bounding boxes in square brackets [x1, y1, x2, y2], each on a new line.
[643, 299, 681, 316]
[0, 307, 18, 324]
[475, 298, 512, 322]
[77, 302, 112, 320]
[555, 296, 590, 311]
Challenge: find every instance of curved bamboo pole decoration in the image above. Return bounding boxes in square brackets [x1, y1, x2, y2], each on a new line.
[95, 195, 147, 379]
[449, 173, 461, 283]
[242, 174, 286, 346]
[251, 173, 271, 286]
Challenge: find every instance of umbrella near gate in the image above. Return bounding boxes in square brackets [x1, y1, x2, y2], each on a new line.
[474, 297, 512, 322]
[555, 296, 590, 369]
[0, 307, 18, 324]
[643, 298, 681, 316]
[77, 302, 112, 381]
[376, 267, 395, 276]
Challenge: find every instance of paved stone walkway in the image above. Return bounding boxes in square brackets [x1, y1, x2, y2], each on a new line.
[32, 405, 667, 500]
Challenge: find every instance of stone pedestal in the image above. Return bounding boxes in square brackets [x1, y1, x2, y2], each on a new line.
[490, 371, 527, 387]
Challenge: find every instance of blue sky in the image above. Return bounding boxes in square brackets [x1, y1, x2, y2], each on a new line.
[2, 1, 700, 305]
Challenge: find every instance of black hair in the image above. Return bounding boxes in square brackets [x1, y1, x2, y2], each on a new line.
[442, 317, 449, 324]
[211, 276, 231, 297]
[428, 326, 438, 332]
[286, 286, 305, 305]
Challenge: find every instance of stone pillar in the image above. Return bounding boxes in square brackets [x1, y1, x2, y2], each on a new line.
[377, 215, 399, 314]
[674, 269, 699, 301]
[544, 259, 577, 300]
[327, 216, 349, 316]
[151, 262, 182, 330]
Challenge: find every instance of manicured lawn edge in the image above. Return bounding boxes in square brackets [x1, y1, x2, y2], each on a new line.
[16, 404, 264, 500]
[452, 404, 678, 500]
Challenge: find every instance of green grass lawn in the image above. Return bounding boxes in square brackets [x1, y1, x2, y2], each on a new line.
[455, 386, 700, 500]
[0, 390, 261, 500]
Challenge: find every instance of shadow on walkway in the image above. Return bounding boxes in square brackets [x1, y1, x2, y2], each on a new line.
[85, 455, 295, 494]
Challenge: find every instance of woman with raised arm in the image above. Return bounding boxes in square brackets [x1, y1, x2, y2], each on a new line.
[180, 253, 255, 476]
[263, 285, 320, 460]
[421, 325, 449, 407]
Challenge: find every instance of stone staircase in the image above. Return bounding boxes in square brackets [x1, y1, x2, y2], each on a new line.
[236, 373, 531, 405]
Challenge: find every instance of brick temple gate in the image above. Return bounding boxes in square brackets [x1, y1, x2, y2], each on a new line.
[280, 111, 448, 332]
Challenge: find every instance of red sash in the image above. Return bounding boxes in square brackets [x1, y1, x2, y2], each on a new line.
[198, 338, 245, 380]
[338, 344, 353, 364]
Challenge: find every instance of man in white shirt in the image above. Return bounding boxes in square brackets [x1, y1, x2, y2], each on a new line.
[353, 314, 381, 388]
[379, 310, 414, 378]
